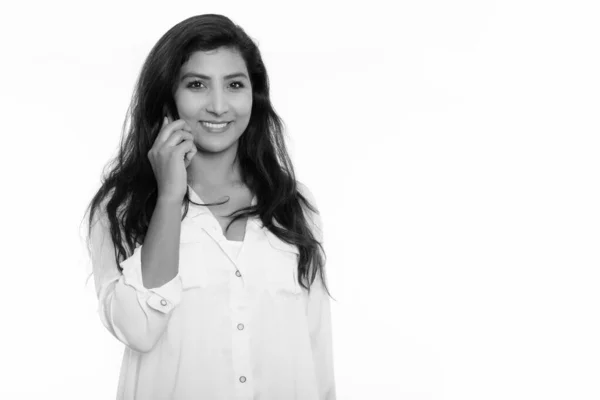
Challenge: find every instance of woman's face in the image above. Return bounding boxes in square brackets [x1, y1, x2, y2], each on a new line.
[173, 47, 253, 154]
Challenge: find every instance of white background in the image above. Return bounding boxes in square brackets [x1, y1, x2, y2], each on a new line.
[0, 0, 598, 399]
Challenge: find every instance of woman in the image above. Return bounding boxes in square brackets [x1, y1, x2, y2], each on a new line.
[84, 14, 336, 400]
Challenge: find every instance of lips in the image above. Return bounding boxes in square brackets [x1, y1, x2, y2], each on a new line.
[200, 120, 232, 132]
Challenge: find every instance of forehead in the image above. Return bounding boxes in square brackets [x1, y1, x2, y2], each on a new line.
[180, 48, 247, 76]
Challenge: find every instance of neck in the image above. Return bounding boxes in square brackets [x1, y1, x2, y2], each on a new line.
[186, 144, 242, 189]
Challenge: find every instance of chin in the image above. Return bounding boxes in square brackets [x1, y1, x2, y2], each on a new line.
[197, 138, 238, 153]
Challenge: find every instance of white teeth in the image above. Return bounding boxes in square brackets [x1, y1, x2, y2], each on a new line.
[202, 121, 229, 128]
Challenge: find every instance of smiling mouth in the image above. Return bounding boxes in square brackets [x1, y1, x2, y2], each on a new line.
[200, 121, 232, 131]
[201, 121, 231, 125]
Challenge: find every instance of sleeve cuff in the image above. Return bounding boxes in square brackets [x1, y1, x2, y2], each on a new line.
[120, 244, 183, 314]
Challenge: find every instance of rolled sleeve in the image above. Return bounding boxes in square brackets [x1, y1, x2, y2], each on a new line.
[90, 210, 183, 353]
[121, 244, 183, 314]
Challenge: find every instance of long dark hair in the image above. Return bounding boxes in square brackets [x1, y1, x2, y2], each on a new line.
[83, 14, 332, 299]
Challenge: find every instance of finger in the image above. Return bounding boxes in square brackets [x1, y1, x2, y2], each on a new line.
[174, 139, 195, 159]
[155, 119, 190, 146]
[184, 144, 197, 168]
[164, 111, 192, 132]
[163, 130, 193, 149]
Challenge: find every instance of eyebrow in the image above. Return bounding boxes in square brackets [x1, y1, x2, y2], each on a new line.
[180, 72, 249, 81]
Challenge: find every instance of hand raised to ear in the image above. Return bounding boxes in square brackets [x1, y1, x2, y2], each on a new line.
[147, 115, 196, 203]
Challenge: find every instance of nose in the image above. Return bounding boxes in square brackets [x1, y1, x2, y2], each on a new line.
[206, 87, 229, 116]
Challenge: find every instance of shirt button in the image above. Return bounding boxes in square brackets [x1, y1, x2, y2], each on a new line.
[160, 299, 167, 306]
[237, 323, 244, 330]
[239, 376, 246, 383]
[235, 270, 242, 277]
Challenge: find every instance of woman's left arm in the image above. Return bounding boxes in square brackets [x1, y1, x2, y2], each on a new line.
[306, 269, 337, 400]
[299, 182, 337, 400]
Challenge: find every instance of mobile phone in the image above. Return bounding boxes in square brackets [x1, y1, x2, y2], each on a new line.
[163, 104, 179, 122]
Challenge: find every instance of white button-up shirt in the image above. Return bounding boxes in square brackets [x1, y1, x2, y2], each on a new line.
[90, 182, 336, 399]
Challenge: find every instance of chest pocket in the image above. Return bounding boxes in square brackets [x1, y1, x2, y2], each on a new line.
[263, 230, 303, 296]
[177, 219, 230, 289]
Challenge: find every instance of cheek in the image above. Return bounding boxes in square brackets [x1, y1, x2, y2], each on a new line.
[175, 94, 198, 118]
[235, 95, 253, 116]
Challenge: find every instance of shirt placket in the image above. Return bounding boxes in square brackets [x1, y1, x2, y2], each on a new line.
[202, 217, 255, 399]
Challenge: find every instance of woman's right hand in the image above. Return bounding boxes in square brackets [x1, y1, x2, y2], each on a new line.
[148, 115, 197, 203]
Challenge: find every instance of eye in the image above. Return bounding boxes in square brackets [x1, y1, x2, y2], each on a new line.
[186, 80, 205, 89]
[186, 80, 245, 90]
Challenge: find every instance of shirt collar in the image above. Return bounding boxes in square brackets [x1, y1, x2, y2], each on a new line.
[183, 184, 258, 221]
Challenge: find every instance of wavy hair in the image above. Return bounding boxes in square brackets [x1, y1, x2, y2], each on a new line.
[83, 14, 332, 299]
